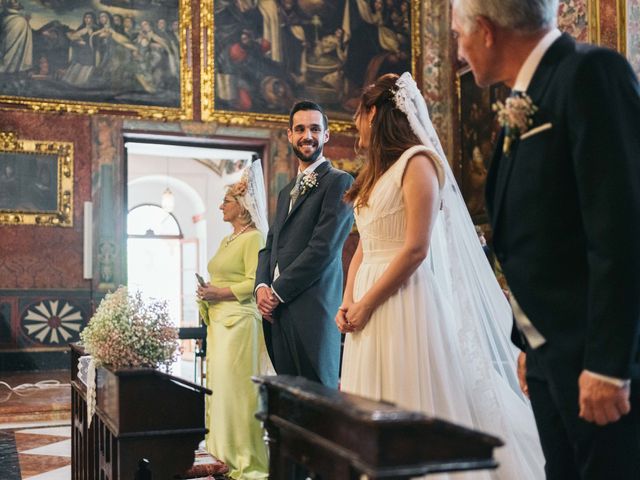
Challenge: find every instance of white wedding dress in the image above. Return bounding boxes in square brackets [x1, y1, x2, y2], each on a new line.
[341, 145, 545, 480]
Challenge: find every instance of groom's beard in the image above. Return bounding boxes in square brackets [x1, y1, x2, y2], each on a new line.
[292, 139, 323, 164]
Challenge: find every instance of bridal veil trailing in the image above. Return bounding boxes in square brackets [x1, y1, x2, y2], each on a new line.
[340, 72, 544, 479]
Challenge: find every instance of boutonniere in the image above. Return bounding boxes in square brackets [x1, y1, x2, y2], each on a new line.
[492, 93, 538, 155]
[299, 171, 319, 195]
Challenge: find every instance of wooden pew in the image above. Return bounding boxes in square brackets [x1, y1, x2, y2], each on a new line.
[254, 375, 503, 479]
[70, 345, 211, 480]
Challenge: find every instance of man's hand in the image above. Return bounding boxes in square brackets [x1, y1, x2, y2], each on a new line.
[256, 286, 280, 322]
[578, 370, 631, 426]
[517, 352, 529, 397]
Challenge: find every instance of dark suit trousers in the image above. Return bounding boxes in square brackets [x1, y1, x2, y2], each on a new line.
[526, 347, 640, 479]
[265, 304, 322, 384]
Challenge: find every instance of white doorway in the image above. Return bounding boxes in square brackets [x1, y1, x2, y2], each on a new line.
[125, 141, 259, 381]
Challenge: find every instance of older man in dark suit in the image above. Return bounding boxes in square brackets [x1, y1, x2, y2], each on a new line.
[255, 101, 353, 388]
[452, 0, 640, 478]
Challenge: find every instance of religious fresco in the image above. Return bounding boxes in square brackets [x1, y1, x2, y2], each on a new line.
[558, 0, 589, 42]
[421, 0, 448, 151]
[628, 0, 640, 78]
[0, 0, 192, 119]
[201, 0, 420, 127]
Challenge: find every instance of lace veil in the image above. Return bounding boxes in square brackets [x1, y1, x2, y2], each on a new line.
[393, 72, 528, 412]
[239, 158, 269, 236]
[238, 158, 275, 375]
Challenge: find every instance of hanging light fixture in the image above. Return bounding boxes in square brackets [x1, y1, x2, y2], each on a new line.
[161, 158, 175, 213]
[161, 187, 175, 212]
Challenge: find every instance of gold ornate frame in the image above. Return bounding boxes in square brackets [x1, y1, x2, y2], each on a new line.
[589, 0, 628, 53]
[0, 0, 193, 121]
[0, 132, 74, 227]
[200, 0, 422, 131]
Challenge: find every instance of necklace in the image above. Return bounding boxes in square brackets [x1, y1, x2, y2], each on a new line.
[225, 224, 251, 247]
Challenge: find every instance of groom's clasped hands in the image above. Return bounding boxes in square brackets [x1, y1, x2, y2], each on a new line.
[256, 286, 280, 323]
[335, 301, 374, 333]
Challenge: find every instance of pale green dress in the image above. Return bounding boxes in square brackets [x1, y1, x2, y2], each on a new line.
[203, 230, 269, 479]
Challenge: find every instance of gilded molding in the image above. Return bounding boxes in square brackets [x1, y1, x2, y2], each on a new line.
[590, 0, 601, 43]
[0, 0, 193, 121]
[618, 0, 627, 54]
[0, 132, 74, 227]
[200, 0, 422, 132]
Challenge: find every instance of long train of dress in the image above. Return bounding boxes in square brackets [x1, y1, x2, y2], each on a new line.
[341, 146, 544, 479]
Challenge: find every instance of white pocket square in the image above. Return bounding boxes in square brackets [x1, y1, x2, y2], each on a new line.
[520, 122, 552, 140]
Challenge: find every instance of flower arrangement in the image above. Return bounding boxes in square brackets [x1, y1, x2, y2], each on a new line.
[492, 93, 538, 155]
[299, 171, 319, 195]
[80, 286, 179, 371]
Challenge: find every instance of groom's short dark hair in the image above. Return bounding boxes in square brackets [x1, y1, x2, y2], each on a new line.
[289, 101, 329, 130]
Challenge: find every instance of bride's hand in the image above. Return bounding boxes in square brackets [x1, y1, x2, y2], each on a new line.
[335, 302, 354, 333]
[345, 300, 374, 331]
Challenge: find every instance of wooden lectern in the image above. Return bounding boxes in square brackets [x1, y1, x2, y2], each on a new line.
[254, 375, 504, 479]
[70, 345, 211, 480]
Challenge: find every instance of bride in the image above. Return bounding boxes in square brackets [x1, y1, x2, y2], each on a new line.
[337, 72, 545, 479]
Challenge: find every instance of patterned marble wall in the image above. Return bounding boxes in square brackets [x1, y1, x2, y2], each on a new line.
[628, 0, 640, 78]
[0, 112, 92, 361]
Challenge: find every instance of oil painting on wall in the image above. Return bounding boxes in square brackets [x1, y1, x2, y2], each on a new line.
[457, 69, 508, 223]
[0, 132, 73, 227]
[202, 0, 418, 125]
[0, 0, 191, 118]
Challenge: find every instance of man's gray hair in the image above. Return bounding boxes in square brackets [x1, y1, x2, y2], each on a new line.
[452, 0, 558, 33]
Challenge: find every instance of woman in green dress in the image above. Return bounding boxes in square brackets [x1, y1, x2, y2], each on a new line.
[197, 162, 270, 479]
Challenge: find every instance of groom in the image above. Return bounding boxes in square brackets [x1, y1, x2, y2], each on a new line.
[452, 0, 640, 478]
[255, 101, 353, 388]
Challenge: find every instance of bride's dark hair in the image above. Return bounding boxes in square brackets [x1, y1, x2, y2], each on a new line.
[344, 73, 421, 208]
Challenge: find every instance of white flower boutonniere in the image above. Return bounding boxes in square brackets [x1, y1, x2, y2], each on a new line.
[492, 93, 538, 155]
[299, 171, 319, 195]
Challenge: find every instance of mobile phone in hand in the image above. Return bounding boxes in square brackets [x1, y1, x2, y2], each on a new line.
[195, 273, 206, 287]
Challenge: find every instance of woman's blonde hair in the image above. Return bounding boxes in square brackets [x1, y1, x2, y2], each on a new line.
[225, 180, 254, 226]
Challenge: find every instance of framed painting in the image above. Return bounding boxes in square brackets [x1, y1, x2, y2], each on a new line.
[456, 67, 508, 225]
[0, 0, 192, 120]
[200, 0, 421, 129]
[626, 0, 640, 78]
[0, 132, 74, 227]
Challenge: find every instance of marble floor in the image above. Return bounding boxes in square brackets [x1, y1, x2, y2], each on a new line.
[0, 368, 228, 479]
[0, 422, 71, 480]
[0, 370, 72, 479]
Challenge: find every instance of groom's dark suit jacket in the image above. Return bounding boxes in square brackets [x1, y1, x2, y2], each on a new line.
[256, 161, 353, 387]
[486, 34, 640, 380]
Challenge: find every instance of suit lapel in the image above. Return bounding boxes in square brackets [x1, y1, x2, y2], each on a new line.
[285, 161, 332, 223]
[489, 34, 575, 232]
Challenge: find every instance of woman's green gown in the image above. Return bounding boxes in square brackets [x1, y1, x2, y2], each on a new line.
[203, 230, 269, 479]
